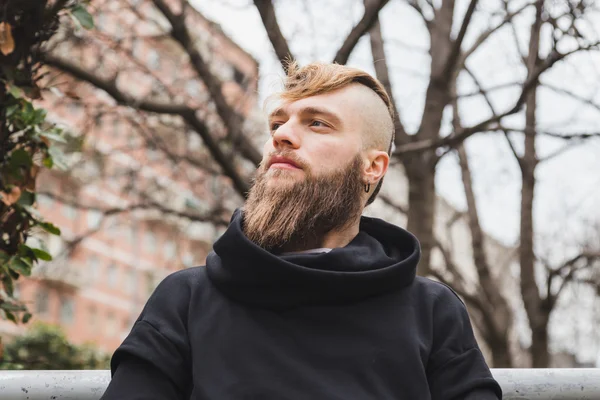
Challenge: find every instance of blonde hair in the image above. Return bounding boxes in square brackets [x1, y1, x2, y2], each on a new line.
[282, 61, 393, 117]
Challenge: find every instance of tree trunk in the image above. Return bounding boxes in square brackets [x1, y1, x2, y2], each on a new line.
[405, 156, 436, 276]
[519, 0, 549, 368]
[404, 0, 455, 275]
[457, 145, 514, 367]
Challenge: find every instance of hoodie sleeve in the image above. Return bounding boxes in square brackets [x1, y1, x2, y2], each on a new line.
[101, 270, 193, 400]
[426, 284, 502, 400]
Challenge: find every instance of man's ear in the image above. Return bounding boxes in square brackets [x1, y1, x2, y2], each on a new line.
[363, 149, 389, 184]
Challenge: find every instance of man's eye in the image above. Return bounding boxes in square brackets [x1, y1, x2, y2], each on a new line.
[311, 120, 326, 127]
[270, 123, 282, 131]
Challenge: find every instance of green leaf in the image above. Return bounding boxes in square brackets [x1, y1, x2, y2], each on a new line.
[31, 248, 52, 261]
[40, 129, 66, 143]
[5, 104, 20, 118]
[1, 301, 26, 313]
[18, 244, 36, 260]
[7, 85, 23, 99]
[9, 148, 33, 168]
[40, 222, 61, 235]
[4, 310, 17, 323]
[48, 146, 68, 170]
[71, 5, 94, 29]
[42, 156, 53, 168]
[3, 276, 14, 297]
[31, 108, 47, 125]
[22, 312, 32, 324]
[17, 190, 35, 207]
[9, 257, 32, 276]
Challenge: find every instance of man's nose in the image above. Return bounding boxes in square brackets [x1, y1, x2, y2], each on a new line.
[272, 121, 300, 149]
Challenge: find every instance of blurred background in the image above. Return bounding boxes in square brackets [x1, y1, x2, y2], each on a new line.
[0, 0, 599, 370]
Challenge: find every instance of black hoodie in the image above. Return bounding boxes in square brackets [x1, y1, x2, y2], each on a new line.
[101, 210, 502, 399]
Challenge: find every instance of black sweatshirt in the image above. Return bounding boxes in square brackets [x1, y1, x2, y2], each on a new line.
[101, 210, 502, 399]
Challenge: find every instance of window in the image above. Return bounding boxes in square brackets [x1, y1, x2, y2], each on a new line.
[148, 50, 160, 70]
[145, 272, 155, 296]
[163, 241, 176, 259]
[89, 255, 101, 281]
[144, 231, 157, 252]
[128, 224, 138, 243]
[126, 268, 137, 294]
[87, 210, 102, 229]
[37, 194, 54, 208]
[107, 264, 118, 288]
[188, 131, 201, 150]
[62, 203, 77, 219]
[89, 305, 98, 331]
[59, 296, 75, 325]
[182, 253, 194, 268]
[35, 287, 49, 315]
[147, 148, 160, 161]
[106, 312, 117, 337]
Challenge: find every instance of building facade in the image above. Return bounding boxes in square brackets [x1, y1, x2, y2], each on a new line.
[0, 0, 259, 354]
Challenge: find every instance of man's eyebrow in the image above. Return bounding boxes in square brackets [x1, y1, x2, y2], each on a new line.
[300, 107, 342, 125]
[269, 107, 287, 119]
[269, 106, 342, 125]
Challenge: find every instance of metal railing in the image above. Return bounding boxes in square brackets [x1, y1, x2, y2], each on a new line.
[0, 369, 598, 399]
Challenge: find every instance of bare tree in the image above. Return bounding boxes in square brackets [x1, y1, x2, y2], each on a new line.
[38, 0, 600, 368]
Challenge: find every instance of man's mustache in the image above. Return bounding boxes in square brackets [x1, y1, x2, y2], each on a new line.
[262, 150, 309, 172]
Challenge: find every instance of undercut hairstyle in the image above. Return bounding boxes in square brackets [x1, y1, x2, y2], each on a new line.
[277, 61, 395, 205]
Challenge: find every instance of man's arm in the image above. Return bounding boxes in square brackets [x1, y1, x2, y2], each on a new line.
[426, 284, 502, 400]
[101, 271, 193, 399]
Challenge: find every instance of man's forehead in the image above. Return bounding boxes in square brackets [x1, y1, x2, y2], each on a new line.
[266, 89, 358, 118]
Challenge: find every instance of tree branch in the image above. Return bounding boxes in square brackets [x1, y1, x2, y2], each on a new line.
[547, 252, 600, 309]
[43, 54, 251, 196]
[152, 0, 261, 166]
[456, 2, 532, 71]
[541, 82, 600, 113]
[378, 193, 407, 214]
[442, 0, 479, 80]
[456, 81, 520, 99]
[43, 54, 189, 114]
[500, 125, 600, 140]
[253, 0, 294, 71]
[333, 0, 390, 65]
[463, 66, 523, 163]
[38, 191, 230, 226]
[393, 41, 600, 156]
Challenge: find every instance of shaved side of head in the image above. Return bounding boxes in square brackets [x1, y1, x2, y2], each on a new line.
[347, 83, 394, 153]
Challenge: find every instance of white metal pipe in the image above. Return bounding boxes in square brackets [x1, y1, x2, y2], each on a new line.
[0, 369, 599, 399]
[0, 370, 110, 400]
[495, 369, 600, 399]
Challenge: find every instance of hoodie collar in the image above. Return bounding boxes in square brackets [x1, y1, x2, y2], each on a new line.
[206, 209, 421, 310]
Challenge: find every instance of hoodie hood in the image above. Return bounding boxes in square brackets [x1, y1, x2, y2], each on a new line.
[206, 209, 421, 310]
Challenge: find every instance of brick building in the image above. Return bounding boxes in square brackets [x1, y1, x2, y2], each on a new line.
[0, 0, 259, 354]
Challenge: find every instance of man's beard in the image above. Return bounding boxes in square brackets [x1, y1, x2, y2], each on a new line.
[243, 153, 364, 252]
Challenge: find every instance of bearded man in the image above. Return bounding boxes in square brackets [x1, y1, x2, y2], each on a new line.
[101, 62, 502, 400]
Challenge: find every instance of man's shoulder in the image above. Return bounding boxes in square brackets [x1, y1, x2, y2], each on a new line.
[150, 266, 209, 301]
[162, 265, 207, 285]
[411, 276, 467, 308]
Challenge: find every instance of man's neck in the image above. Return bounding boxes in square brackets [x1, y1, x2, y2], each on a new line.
[279, 219, 361, 253]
